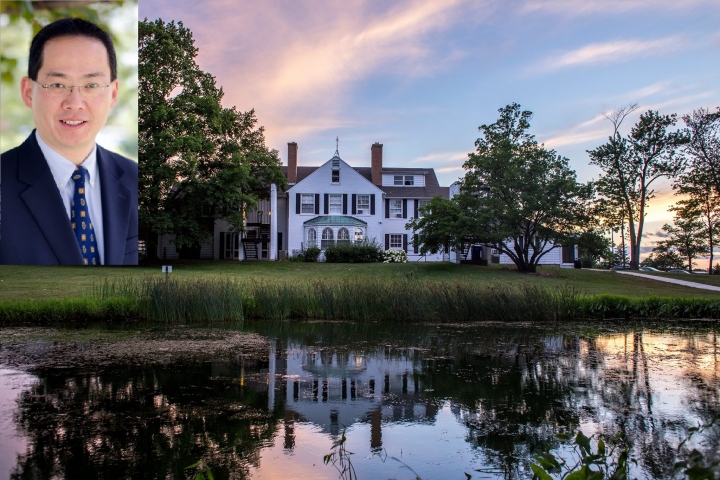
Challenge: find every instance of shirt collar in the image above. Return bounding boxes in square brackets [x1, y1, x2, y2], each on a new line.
[35, 130, 98, 188]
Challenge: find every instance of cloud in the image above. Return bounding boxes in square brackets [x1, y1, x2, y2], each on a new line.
[536, 37, 686, 72]
[542, 128, 609, 149]
[410, 151, 468, 164]
[175, 0, 487, 148]
[518, 0, 717, 16]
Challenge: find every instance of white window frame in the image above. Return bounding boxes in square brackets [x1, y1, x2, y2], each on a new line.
[390, 234, 403, 249]
[337, 227, 350, 245]
[354, 227, 364, 243]
[418, 199, 430, 217]
[332, 169, 340, 183]
[390, 199, 402, 218]
[329, 194, 343, 214]
[321, 227, 334, 249]
[356, 195, 370, 214]
[393, 175, 414, 186]
[301, 194, 315, 214]
[307, 228, 317, 247]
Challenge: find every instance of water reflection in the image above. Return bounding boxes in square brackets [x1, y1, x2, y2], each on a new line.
[2, 323, 720, 479]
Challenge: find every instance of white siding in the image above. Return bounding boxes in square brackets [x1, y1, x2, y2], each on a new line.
[287, 159, 384, 255]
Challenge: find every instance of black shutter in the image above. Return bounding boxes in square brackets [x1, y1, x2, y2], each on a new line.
[315, 194, 320, 214]
[296, 193, 300, 214]
[385, 199, 390, 218]
[324, 194, 329, 215]
[219, 232, 226, 259]
[385, 234, 390, 250]
[352, 194, 357, 214]
[413, 234, 418, 254]
[414, 199, 419, 218]
[403, 199, 408, 219]
[370, 194, 375, 215]
[403, 234, 408, 252]
[343, 194, 348, 214]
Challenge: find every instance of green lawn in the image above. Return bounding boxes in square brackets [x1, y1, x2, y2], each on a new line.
[1, 261, 718, 300]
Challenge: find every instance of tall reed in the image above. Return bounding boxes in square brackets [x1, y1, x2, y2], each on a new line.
[2, 276, 718, 325]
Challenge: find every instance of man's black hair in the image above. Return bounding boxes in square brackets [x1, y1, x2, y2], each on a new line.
[28, 18, 117, 81]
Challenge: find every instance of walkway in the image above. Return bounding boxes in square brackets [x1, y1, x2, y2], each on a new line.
[615, 270, 720, 292]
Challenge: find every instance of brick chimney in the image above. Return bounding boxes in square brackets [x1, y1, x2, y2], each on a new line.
[288, 142, 298, 183]
[371, 142, 383, 186]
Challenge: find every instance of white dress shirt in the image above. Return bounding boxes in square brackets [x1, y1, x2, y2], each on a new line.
[36, 131, 105, 264]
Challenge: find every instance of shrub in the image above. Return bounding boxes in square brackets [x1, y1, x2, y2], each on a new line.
[324, 240, 383, 263]
[382, 249, 408, 263]
[303, 245, 321, 262]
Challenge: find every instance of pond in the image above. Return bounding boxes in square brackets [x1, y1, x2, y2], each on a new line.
[0, 321, 719, 479]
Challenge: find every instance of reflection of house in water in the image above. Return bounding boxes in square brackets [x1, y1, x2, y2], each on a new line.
[234, 340, 441, 452]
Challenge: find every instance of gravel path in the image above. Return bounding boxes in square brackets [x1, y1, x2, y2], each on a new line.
[615, 270, 720, 292]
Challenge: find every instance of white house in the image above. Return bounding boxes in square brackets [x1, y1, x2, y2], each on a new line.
[152, 140, 575, 266]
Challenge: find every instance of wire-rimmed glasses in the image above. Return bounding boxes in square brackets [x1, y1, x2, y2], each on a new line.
[33, 80, 111, 98]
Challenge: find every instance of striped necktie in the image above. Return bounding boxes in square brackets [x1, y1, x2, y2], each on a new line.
[71, 166, 100, 265]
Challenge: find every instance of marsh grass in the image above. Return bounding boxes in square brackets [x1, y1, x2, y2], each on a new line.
[2, 275, 719, 325]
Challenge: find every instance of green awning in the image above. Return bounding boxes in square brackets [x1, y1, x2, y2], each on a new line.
[303, 215, 367, 226]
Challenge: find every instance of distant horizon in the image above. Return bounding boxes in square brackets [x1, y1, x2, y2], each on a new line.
[139, 0, 720, 263]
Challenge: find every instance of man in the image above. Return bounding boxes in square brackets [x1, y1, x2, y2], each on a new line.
[1, 18, 138, 265]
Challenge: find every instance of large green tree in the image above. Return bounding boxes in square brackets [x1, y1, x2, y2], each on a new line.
[139, 19, 285, 260]
[683, 107, 720, 193]
[671, 167, 720, 273]
[410, 104, 593, 273]
[589, 106, 687, 270]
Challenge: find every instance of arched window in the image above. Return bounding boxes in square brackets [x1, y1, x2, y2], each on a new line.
[337, 228, 350, 245]
[307, 228, 316, 247]
[321, 228, 334, 249]
[354, 228, 364, 243]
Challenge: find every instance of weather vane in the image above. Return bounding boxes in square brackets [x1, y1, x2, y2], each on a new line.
[335, 136, 339, 156]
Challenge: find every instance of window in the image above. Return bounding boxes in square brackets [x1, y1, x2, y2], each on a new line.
[337, 228, 350, 245]
[307, 228, 317, 247]
[356, 195, 370, 214]
[329, 194, 342, 214]
[394, 175, 414, 186]
[390, 199, 402, 218]
[354, 228, 364, 242]
[418, 200, 429, 217]
[332, 169, 340, 183]
[321, 228, 334, 249]
[390, 234, 403, 249]
[301, 194, 315, 214]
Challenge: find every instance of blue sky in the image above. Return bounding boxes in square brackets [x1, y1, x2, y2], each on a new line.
[140, 0, 720, 250]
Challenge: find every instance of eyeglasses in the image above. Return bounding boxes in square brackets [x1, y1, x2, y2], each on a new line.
[33, 80, 111, 98]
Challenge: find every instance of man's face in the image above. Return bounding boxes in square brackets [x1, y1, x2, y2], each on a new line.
[21, 36, 118, 164]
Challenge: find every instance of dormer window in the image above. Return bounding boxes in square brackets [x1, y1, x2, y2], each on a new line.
[394, 175, 414, 186]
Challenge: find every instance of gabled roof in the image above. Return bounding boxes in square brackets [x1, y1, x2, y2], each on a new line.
[282, 164, 449, 199]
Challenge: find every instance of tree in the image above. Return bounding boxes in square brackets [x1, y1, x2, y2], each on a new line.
[640, 250, 684, 271]
[589, 106, 687, 270]
[683, 108, 720, 193]
[139, 19, 285, 260]
[576, 229, 611, 268]
[407, 194, 478, 258]
[659, 217, 709, 272]
[410, 104, 592, 273]
[671, 167, 720, 273]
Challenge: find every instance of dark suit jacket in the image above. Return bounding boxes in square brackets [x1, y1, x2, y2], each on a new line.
[1, 131, 138, 265]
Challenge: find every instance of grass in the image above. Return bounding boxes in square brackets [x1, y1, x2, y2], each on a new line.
[1, 261, 719, 301]
[1, 262, 718, 324]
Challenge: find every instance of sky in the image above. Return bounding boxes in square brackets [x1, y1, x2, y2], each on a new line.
[139, 0, 720, 257]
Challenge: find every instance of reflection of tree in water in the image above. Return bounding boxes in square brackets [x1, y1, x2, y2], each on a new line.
[11, 361, 282, 480]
